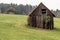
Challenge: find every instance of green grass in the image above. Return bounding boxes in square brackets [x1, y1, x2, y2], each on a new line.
[0, 14, 60, 40]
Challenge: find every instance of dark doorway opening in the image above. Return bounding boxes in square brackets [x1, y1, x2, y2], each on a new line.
[31, 16, 36, 27]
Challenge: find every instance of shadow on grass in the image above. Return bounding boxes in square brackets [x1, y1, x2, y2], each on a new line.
[54, 27, 60, 32]
[25, 24, 60, 32]
[24, 24, 38, 29]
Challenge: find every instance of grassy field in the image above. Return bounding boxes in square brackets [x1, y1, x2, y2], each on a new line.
[0, 14, 60, 40]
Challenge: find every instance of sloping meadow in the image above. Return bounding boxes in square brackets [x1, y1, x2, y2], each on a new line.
[0, 14, 60, 40]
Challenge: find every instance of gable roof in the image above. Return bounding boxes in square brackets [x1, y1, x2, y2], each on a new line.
[29, 2, 55, 17]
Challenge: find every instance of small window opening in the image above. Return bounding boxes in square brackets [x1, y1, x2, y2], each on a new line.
[42, 9, 46, 14]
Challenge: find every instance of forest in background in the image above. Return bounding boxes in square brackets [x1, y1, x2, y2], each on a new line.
[0, 3, 60, 17]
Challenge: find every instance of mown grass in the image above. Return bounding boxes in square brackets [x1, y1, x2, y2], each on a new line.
[0, 14, 60, 40]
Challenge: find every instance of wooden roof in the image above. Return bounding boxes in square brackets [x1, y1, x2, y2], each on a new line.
[29, 2, 55, 17]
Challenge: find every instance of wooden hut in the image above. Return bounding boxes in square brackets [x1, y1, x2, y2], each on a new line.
[28, 3, 55, 30]
[7, 7, 16, 14]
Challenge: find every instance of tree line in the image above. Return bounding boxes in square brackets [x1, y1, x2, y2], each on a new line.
[51, 9, 60, 18]
[0, 3, 60, 17]
[0, 3, 37, 15]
